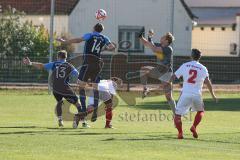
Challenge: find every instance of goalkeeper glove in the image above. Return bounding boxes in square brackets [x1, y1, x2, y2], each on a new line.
[138, 27, 145, 38]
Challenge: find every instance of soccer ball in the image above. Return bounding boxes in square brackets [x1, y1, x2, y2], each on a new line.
[95, 9, 107, 21]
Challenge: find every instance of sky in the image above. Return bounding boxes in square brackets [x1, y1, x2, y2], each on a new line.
[185, 0, 240, 7]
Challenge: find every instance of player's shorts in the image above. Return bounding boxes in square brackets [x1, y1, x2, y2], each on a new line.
[176, 93, 204, 116]
[99, 90, 112, 103]
[78, 56, 104, 82]
[53, 89, 78, 104]
[143, 65, 172, 82]
[88, 90, 112, 106]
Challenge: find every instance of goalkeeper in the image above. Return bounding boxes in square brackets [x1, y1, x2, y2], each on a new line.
[138, 28, 176, 113]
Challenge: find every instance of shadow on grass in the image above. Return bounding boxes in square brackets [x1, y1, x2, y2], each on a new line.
[102, 132, 240, 144]
[0, 126, 86, 135]
[204, 98, 240, 111]
[132, 98, 240, 111]
[0, 131, 51, 135]
[0, 126, 37, 129]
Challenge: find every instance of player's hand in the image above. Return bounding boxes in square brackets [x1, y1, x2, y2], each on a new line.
[77, 79, 82, 85]
[23, 57, 31, 65]
[111, 42, 117, 51]
[148, 29, 154, 38]
[56, 37, 66, 43]
[138, 27, 145, 38]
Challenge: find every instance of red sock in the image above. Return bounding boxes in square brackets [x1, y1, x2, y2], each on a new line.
[193, 111, 204, 128]
[174, 114, 182, 134]
[105, 107, 113, 126]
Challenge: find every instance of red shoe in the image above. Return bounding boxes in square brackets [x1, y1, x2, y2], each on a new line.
[105, 124, 115, 129]
[178, 132, 184, 139]
[190, 126, 198, 138]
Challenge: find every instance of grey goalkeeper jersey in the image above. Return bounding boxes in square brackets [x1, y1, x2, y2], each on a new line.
[148, 37, 173, 72]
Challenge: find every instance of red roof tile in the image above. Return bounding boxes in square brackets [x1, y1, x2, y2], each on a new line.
[0, 0, 79, 15]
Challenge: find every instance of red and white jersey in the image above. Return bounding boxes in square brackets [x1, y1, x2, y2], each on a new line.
[175, 61, 209, 95]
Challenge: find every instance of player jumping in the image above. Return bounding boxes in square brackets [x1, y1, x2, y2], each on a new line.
[138, 29, 176, 114]
[58, 23, 116, 128]
[169, 49, 218, 139]
[23, 50, 87, 127]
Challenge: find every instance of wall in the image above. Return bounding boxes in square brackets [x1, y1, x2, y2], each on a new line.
[69, 0, 192, 55]
[192, 26, 238, 56]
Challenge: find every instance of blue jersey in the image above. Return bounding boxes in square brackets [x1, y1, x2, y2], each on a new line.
[82, 32, 111, 64]
[44, 60, 78, 86]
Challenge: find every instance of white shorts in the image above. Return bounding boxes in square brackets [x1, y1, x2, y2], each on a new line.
[88, 90, 112, 106]
[176, 93, 204, 116]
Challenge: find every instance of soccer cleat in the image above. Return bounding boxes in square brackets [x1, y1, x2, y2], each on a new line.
[177, 132, 184, 139]
[142, 88, 150, 99]
[73, 114, 81, 129]
[58, 120, 64, 127]
[190, 126, 198, 138]
[82, 122, 91, 128]
[91, 108, 98, 122]
[105, 124, 114, 129]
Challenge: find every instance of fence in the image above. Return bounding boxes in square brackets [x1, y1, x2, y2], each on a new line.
[0, 0, 240, 84]
[1, 54, 240, 84]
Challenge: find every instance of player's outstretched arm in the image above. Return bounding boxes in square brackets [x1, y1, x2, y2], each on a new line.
[205, 77, 218, 103]
[169, 74, 177, 83]
[148, 29, 155, 45]
[103, 42, 117, 52]
[57, 37, 84, 44]
[139, 35, 163, 53]
[23, 57, 44, 69]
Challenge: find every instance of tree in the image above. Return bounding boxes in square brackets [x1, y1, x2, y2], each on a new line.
[0, 6, 74, 59]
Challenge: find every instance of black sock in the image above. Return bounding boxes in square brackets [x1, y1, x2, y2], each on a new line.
[56, 100, 63, 117]
[79, 89, 86, 112]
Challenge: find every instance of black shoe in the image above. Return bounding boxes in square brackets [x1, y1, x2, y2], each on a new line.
[58, 119, 64, 127]
[91, 108, 98, 122]
[73, 114, 81, 129]
[142, 88, 150, 99]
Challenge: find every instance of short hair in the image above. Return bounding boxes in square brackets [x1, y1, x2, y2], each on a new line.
[94, 23, 104, 33]
[165, 32, 175, 45]
[191, 49, 202, 61]
[57, 50, 67, 59]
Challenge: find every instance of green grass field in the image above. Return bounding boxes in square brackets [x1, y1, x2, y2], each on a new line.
[0, 90, 240, 160]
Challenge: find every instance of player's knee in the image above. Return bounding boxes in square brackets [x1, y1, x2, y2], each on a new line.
[105, 99, 113, 109]
[165, 92, 173, 101]
[78, 80, 86, 88]
[57, 100, 63, 106]
[140, 66, 150, 73]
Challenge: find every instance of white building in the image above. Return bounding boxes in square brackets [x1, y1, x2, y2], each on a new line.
[1, 0, 195, 56]
[69, 0, 196, 55]
[185, 0, 240, 57]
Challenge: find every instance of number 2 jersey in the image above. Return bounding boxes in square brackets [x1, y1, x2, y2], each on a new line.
[82, 32, 111, 65]
[44, 60, 79, 93]
[175, 61, 209, 95]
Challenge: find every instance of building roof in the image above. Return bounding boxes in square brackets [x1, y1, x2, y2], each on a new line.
[0, 0, 79, 15]
[180, 0, 198, 19]
[185, 0, 240, 7]
[191, 7, 240, 26]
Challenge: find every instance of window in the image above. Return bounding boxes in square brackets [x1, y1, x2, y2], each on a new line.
[118, 26, 144, 52]
[232, 24, 236, 31]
